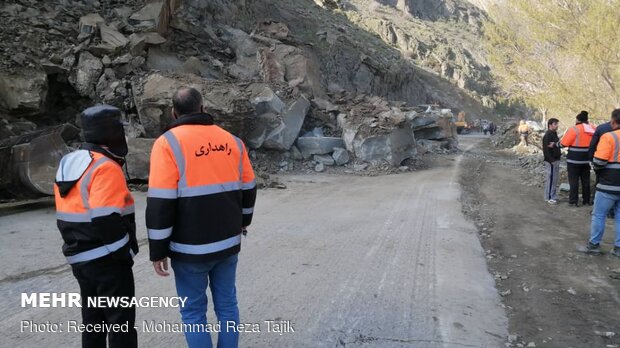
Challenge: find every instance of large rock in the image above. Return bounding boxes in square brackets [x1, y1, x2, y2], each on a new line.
[178, 57, 219, 79]
[70, 52, 103, 98]
[0, 70, 47, 116]
[129, 1, 165, 31]
[296, 136, 345, 158]
[262, 97, 310, 150]
[79, 13, 105, 35]
[246, 112, 280, 149]
[223, 28, 260, 80]
[413, 114, 457, 140]
[409, 114, 437, 129]
[340, 110, 418, 165]
[146, 47, 183, 72]
[353, 128, 417, 166]
[313, 154, 335, 166]
[135, 74, 254, 138]
[126, 138, 155, 180]
[100, 25, 129, 54]
[251, 87, 286, 115]
[332, 147, 350, 165]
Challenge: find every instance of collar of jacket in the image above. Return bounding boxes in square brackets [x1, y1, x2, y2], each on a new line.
[81, 142, 126, 166]
[168, 113, 215, 130]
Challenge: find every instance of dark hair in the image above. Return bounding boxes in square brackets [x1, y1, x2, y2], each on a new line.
[172, 87, 203, 116]
[612, 109, 620, 123]
[576, 110, 588, 123]
[548, 118, 559, 126]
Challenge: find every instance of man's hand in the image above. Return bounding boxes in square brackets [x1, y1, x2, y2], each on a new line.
[548, 142, 555, 148]
[153, 258, 170, 277]
[242, 227, 248, 236]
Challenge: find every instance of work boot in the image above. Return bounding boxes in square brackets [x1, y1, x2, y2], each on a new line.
[612, 247, 620, 258]
[583, 242, 602, 255]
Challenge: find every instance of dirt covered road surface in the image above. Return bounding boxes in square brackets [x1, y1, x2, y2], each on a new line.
[460, 134, 620, 347]
[0, 136, 509, 347]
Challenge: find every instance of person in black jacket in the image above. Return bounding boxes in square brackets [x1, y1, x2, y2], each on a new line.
[543, 118, 561, 204]
[589, 120, 614, 217]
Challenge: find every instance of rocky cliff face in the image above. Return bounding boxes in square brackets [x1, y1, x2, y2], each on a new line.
[343, 0, 495, 110]
[0, 0, 494, 197]
[375, 0, 483, 23]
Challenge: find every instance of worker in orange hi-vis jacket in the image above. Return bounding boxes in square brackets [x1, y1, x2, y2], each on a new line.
[54, 105, 138, 348]
[559, 111, 596, 207]
[581, 108, 620, 257]
[146, 87, 257, 348]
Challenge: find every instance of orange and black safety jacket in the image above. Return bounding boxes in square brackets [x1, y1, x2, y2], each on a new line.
[54, 145, 138, 265]
[592, 129, 620, 194]
[146, 114, 257, 262]
[560, 123, 595, 165]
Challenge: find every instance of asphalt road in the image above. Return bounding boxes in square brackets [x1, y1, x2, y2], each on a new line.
[0, 136, 507, 347]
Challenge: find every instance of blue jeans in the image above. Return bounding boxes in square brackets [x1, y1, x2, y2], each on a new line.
[171, 254, 239, 348]
[589, 191, 620, 247]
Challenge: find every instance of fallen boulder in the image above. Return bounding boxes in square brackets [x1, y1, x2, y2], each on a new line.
[332, 147, 350, 165]
[262, 96, 310, 150]
[251, 87, 286, 115]
[296, 136, 345, 158]
[129, 1, 165, 31]
[0, 70, 48, 116]
[314, 154, 335, 166]
[352, 127, 417, 166]
[70, 52, 103, 98]
[134, 73, 254, 138]
[126, 138, 155, 180]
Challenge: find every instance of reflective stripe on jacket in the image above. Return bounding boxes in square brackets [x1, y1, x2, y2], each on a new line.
[560, 123, 595, 164]
[54, 150, 138, 265]
[593, 129, 620, 193]
[146, 113, 257, 262]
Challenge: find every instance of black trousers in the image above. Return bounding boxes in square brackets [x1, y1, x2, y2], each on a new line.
[567, 163, 591, 204]
[71, 257, 137, 348]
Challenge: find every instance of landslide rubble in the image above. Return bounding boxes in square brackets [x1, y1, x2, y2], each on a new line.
[0, 0, 488, 199]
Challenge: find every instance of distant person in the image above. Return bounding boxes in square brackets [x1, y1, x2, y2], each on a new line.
[560, 111, 595, 207]
[518, 120, 530, 146]
[543, 118, 561, 204]
[489, 122, 497, 135]
[54, 105, 138, 347]
[581, 108, 620, 256]
[483, 122, 489, 135]
[589, 119, 615, 218]
[147, 87, 257, 348]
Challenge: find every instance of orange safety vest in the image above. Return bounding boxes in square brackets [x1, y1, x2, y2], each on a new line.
[54, 150, 137, 264]
[592, 129, 620, 193]
[146, 114, 257, 262]
[560, 123, 595, 164]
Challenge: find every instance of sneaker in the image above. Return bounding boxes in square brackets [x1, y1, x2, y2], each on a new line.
[568, 202, 580, 207]
[612, 247, 620, 258]
[583, 202, 593, 206]
[547, 199, 558, 205]
[582, 242, 602, 255]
